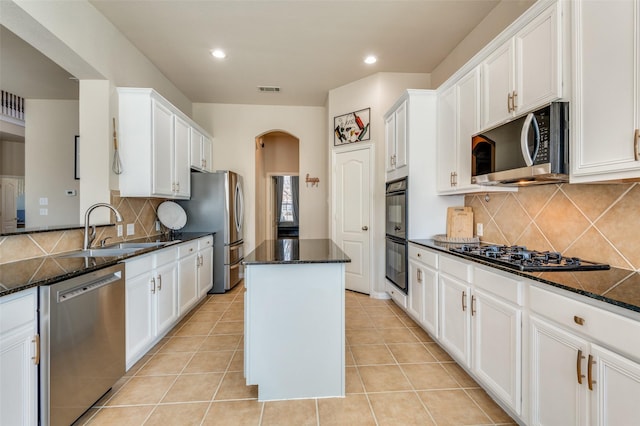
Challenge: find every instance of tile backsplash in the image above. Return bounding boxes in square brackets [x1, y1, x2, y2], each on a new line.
[0, 191, 166, 265]
[465, 183, 640, 271]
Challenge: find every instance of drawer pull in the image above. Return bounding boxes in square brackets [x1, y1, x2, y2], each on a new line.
[577, 349, 585, 384]
[588, 354, 596, 391]
[574, 316, 585, 326]
[461, 290, 467, 311]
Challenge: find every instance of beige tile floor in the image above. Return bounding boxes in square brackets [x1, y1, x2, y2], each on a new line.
[75, 285, 517, 425]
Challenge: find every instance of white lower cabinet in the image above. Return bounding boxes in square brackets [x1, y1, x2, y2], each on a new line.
[408, 243, 438, 337]
[408, 250, 524, 418]
[197, 236, 214, 297]
[125, 239, 215, 369]
[125, 248, 178, 368]
[178, 241, 199, 315]
[0, 289, 38, 426]
[529, 285, 640, 426]
[178, 236, 214, 315]
[438, 255, 473, 367]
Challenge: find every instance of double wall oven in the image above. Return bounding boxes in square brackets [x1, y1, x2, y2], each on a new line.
[385, 178, 408, 293]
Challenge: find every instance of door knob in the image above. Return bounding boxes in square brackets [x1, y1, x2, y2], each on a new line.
[362, 226, 368, 231]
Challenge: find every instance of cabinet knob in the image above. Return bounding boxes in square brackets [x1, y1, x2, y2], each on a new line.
[574, 316, 585, 326]
[362, 226, 368, 231]
[417, 253, 421, 258]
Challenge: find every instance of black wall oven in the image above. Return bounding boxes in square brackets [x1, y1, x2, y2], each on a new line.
[385, 178, 408, 293]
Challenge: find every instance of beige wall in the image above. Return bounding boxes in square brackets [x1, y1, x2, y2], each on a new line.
[466, 183, 640, 272]
[0, 140, 25, 176]
[431, 0, 536, 88]
[327, 72, 430, 296]
[193, 103, 326, 253]
[24, 99, 79, 227]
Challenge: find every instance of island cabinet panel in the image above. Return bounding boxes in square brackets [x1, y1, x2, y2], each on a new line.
[244, 263, 345, 401]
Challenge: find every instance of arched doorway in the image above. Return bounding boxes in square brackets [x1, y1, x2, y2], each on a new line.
[254, 130, 300, 245]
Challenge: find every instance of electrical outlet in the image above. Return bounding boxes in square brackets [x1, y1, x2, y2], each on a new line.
[155, 220, 161, 232]
[39, 208, 48, 216]
[39, 197, 48, 205]
[476, 223, 483, 237]
[117, 224, 123, 237]
[126, 223, 135, 236]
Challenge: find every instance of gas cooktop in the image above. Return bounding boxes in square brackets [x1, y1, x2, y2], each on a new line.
[450, 244, 610, 272]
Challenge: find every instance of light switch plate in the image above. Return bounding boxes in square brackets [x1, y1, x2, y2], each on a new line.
[39, 208, 48, 216]
[476, 223, 483, 237]
[117, 224, 123, 237]
[126, 223, 135, 236]
[39, 197, 48, 205]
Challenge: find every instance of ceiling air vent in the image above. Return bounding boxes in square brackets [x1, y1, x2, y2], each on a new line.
[258, 86, 280, 93]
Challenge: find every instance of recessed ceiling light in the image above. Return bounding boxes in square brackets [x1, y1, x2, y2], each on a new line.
[211, 49, 226, 59]
[364, 55, 377, 65]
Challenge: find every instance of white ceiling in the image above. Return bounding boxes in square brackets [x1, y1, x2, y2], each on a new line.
[0, 1, 508, 107]
[88, 0, 502, 106]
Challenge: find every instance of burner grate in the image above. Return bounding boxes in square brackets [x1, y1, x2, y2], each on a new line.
[449, 244, 609, 272]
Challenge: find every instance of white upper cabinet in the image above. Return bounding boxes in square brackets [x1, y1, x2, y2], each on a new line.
[482, 1, 562, 130]
[570, 0, 640, 182]
[173, 115, 191, 198]
[118, 88, 212, 198]
[436, 85, 458, 192]
[385, 99, 408, 177]
[437, 68, 486, 193]
[190, 127, 213, 172]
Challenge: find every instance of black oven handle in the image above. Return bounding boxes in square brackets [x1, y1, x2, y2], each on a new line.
[520, 112, 540, 166]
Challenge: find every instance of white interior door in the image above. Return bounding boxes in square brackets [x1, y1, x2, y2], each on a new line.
[334, 147, 371, 294]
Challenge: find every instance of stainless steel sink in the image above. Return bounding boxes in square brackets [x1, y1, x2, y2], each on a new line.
[58, 248, 141, 258]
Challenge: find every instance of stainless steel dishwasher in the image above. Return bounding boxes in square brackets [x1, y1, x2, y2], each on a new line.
[39, 263, 125, 426]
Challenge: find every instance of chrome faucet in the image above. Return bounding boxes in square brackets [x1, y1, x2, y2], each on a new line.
[83, 203, 123, 250]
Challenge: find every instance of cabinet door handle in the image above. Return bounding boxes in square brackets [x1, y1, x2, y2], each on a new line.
[588, 354, 596, 391]
[157, 274, 162, 291]
[577, 349, 585, 384]
[453, 172, 457, 186]
[471, 295, 476, 316]
[634, 128, 639, 161]
[150, 277, 156, 294]
[417, 269, 422, 283]
[512, 91, 518, 111]
[32, 334, 40, 365]
[461, 290, 467, 311]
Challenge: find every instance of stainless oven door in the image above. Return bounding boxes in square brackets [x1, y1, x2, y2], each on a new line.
[385, 237, 407, 293]
[385, 179, 406, 239]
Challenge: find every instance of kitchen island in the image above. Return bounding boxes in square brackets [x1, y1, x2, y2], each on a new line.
[242, 238, 350, 401]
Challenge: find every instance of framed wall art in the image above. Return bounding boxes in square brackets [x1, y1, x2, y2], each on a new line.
[333, 108, 370, 146]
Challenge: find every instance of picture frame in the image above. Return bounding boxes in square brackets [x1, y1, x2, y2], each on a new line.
[74, 135, 80, 180]
[333, 107, 370, 146]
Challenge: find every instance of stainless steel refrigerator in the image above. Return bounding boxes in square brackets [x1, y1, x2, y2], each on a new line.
[178, 171, 244, 293]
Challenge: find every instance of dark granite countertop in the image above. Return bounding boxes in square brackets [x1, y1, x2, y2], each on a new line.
[243, 239, 351, 265]
[411, 239, 640, 315]
[0, 232, 214, 298]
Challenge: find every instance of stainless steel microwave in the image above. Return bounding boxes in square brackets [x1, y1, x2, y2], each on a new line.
[471, 102, 569, 186]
